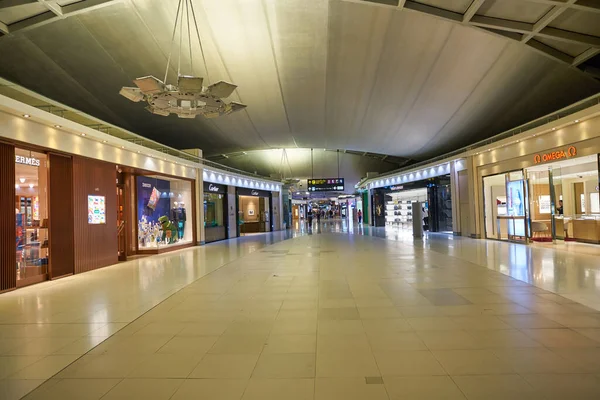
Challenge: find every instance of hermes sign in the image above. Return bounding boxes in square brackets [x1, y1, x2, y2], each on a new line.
[15, 155, 40, 167]
[533, 146, 577, 164]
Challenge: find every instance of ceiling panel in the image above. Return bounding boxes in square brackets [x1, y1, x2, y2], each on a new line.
[477, 0, 552, 24]
[549, 8, 600, 38]
[0, 0, 598, 163]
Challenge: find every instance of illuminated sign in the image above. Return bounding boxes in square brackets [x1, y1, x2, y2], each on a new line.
[307, 178, 344, 192]
[15, 155, 40, 167]
[88, 195, 106, 224]
[533, 146, 577, 164]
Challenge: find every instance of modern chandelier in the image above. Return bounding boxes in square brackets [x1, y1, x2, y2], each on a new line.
[119, 0, 246, 119]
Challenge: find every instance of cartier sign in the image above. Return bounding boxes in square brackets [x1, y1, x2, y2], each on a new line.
[15, 155, 40, 167]
[208, 184, 220, 192]
[533, 146, 577, 164]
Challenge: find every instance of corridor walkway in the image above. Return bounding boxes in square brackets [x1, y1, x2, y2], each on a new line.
[1, 222, 600, 399]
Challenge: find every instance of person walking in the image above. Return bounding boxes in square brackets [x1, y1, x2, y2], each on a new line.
[316, 210, 321, 224]
[357, 209, 362, 224]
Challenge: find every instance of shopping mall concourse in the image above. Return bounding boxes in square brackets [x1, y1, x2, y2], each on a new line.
[2, 0, 600, 399]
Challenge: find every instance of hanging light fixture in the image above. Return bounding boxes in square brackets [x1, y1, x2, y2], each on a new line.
[119, 0, 246, 119]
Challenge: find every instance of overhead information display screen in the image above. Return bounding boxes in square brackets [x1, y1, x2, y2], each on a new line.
[307, 178, 344, 192]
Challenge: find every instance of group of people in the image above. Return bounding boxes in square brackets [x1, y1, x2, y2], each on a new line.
[306, 209, 363, 224]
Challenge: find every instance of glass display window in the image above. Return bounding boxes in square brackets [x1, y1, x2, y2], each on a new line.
[15, 149, 49, 284]
[136, 175, 193, 250]
[203, 182, 228, 243]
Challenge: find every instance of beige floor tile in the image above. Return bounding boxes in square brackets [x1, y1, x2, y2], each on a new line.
[384, 376, 465, 400]
[367, 331, 428, 351]
[396, 306, 446, 318]
[176, 322, 230, 336]
[133, 322, 186, 336]
[277, 310, 318, 320]
[407, 317, 463, 331]
[90, 335, 172, 355]
[189, 354, 259, 379]
[492, 347, 587, 373]
[358, 307, 403, 320]
[417, 330, 483, 350]
[0, 379, 45, 400]
[574, 328, 600, 343]
[451, 316, 513, 330]
[552, 347, 600, 372]
[318, 308, 360, 321]
[101, 378, 183, 400]
[523, 373, 600, 399]
[281, 301, 318, 310]
[52, 336, 108, 355]
[497, 314, 564, 329]
[171, 379, 247, 400]
[453, 374, 544, 400]
[318, 299, 356, 309]
[522, 328, 600, 347]
[374, 350, 446, 376]
[9, 354, 80, 379]
[264, 334, 316, 353]
[0, 356, 43, 379]
[243, 378, 314, 400]
[55, 354, 148, 378]
[225, 321, 274, 335]
[317, 334, 371, 353]
[315, 377, 389, 400]
[0, 338, 32, 355]
[318, 320, 365, 335]
[316, 350, 380, 377]
[25, 378, 120, 400]
[271, 319, 317, 335]
[4, 337, 78, 356]
[253, 353, 315, 378]
[209, 334, 267, 354]
[127, 353, 203, 378]
[157, 335, 218, 354]
[466, 329, 542, 348]
[433, 349, 514, 375]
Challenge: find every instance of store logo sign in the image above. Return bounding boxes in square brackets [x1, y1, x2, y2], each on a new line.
[251, 190, 259, 196]
[208, 184, 220, 192]
[141, 183, 151, 188]
[15, 155, 40, 167]
[533, 146, 577, 164]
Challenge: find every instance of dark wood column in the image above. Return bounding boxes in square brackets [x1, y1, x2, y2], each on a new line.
[0, 142, 16, 292]
[48, 153, 75, 279]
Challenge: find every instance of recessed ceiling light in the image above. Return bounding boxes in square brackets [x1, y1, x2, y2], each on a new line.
[102, 140, 107, 143]
[81, 133, 86, 136]
[29, 183, 33, 188]
[15, 184, 19, 189]
[121, 146, 125, 149]
[54, 125, 61, 128]
[19, 178, 25, 183]
[552, 128, 556, 131]
[137, 150, 141, 153]
[574, 119, 579, 122]
[23, 114, 30, 118]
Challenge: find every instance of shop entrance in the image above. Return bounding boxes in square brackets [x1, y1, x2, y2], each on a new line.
[385, 188, 427, 231]
[527, 155, 599, 243]
[483, 170, 527, 242]
[15, 149, 49, 287]
[204, 182, 228, 243]
[237, 188, 272, 236]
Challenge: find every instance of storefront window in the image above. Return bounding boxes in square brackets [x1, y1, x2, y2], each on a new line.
[136, 175, 192, 249]
[204, 182, 227, 243]
[15, 149, 48, 284]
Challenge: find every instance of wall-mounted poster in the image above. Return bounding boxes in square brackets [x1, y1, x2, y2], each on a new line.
[88, 195, 106, 224]
[538, 195, 551, 214]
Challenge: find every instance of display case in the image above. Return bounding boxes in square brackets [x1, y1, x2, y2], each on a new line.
[570, 214, 600, 244]
[385, 200, 413, 228]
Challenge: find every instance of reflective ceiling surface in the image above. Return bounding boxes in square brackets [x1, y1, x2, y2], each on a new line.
[0, 0, 599, 162]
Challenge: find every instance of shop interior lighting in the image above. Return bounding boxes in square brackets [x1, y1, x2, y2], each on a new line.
[15, 184, 19, 189]
[102, 140, 107, 143]
[54, 125, 61, 128]
[574, 119, 579, 122]
[19, 178, 25, 183]
[81, 133, 86, 136]
[29, 183, 33, 188]
[552, 128, 556, 130]
[23, 114, 30, 118]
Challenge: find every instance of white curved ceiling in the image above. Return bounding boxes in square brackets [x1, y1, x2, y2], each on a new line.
[0, 0, 598, 162]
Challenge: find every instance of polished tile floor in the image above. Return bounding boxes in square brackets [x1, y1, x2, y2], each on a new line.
[1, 221, 600, 399]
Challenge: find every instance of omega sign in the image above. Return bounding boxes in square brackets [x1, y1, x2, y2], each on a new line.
[15, 155, 40, 167]
[533, 146, 577, 164]
[208, 184, 220, 192]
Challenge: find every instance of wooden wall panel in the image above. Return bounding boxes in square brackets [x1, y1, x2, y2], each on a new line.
[48, 153, 75, 279]
[73, 157, 117, 274]
[0, 143, 16, 292]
